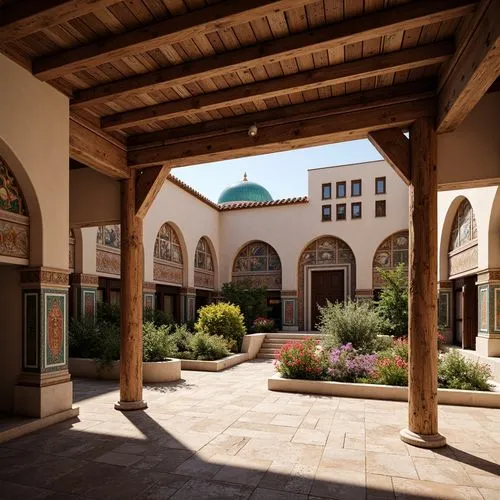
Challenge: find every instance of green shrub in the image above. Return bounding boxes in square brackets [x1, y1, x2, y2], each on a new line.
[142, 322, 177, 362]
[170, 324, 193, 357]
[195, 302, 246, 351]
[373, 354, 408, 386]
[221, 279, 268, 329]
[318, 300, 387, 353]
[96, 302, 121, 327]
[275, 338, 328, 380]
[376, 264, 408, 337]
[144, 308, 174, 327]
[438, 350, 492, 391]
[188, 331, 230, 361]
[69, 318, 120, 363]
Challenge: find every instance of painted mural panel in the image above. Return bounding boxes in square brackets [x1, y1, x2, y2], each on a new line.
[372, 231, 409, 288]
[232, 241, 282, 290]
[0, 157, 26, 215]
[154, 223, 183, 264]
[97, 225, 121, 249]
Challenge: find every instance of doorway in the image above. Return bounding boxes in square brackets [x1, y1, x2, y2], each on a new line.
[453, 275, 477, 349]
[310, 270, 345, 330]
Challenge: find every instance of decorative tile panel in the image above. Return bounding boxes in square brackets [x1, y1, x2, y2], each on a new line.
[45, 293, 66, 368]
[479, 285, 489, 333]
[154, 260, 183, 285]
[96, 248, 120, 275]
[282, 298, 297, 327]
[438, 291, 451, 329]
[449, 243, 478, 277]
[0, 209, 29, 260]
[194, 269, 215, 289]
[83, 290, 96, 320]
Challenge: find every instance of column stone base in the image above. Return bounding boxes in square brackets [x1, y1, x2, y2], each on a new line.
[14, 374, 73, 418]
[400, 428, 446, 449]
[476, 335, 500, 357]
[114, 400, 148, 411]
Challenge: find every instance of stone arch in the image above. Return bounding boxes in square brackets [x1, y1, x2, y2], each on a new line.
[153, 221, 187, 287]
[232, 240, 282, 290]
[194, 236, 218, 290]
[372, 230, 409, 289]
[297, 235, 356, 330]
[0, 141, 41, 265]
[445, 198, 478, 279]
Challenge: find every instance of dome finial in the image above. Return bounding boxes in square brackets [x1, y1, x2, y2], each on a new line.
[243, 172, 248, 182]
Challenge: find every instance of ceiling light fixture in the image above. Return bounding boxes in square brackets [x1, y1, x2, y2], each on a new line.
[248, 123, 258, 137]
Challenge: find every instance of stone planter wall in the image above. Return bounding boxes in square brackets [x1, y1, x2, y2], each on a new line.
[268, 374, 500, 408]
[241, 333, 266, 359]
[69, 358, 181, 383]
[181, 353, 248, 372]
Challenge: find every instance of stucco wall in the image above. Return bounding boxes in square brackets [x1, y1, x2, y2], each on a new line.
[438, 93, 500, 190]
[220, 160, 409, 291]
[0, 53, 69, 268]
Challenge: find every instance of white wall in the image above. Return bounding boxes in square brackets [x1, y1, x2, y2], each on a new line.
[220, 160, 409, 291]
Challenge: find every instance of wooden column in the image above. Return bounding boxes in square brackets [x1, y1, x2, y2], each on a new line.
[400, 117, 446, 448]
[115, 169, 147, 411]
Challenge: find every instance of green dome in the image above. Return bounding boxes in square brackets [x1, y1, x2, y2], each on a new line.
[218, 173, 273, 204]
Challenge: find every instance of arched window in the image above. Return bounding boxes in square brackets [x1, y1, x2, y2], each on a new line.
[195, 237, 214, 271]
[154, 223, 183, 264]
[372, 231, 409, 288]
[449, 199, 477, 251]
[153, 223, 184, 285]
[0, 156, 29, 262]
[232, 241, 281, 289]
[194, 237, 215, 290]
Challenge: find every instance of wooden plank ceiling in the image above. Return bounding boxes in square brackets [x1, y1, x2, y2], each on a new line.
[1, 0, 495, 174]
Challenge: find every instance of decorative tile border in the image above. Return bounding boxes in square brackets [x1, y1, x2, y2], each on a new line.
[44, 293, 66, 369]
[438, 291, 451, 329]
[83, 290, 96, 321]
[282, 297, 297, 327]
[479, 285, 489, 333]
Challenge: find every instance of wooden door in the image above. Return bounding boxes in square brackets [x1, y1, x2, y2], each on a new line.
[310, 270, 345, 330]
[454, 288, 463, 346]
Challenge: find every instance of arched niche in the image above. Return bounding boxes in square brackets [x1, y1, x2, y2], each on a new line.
[372, 230, 409, 289]
[232, 240, 282, 290]
[194, 236, 217, 290]
[0, 155, 30, 264]
[153, 222, 185, 286]
[96, 224, 121, 276]
[297, 236, 356, 330]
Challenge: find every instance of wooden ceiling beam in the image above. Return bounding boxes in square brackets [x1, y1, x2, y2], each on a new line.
[0, 0, 122, 43]
[368, 129, 411, 185]
[33, 0, 318, 81]
[71, 0, 476, 108]
[127, 79, 436, 149]
[437, 0, 500, 132]
[102, 41, 453, 132]
[128, 98, 436, 168]
[70, 117, 129, 179]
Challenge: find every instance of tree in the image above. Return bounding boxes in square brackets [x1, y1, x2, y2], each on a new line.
[376, 263, 408, 337]
[220, 279, 268, 329]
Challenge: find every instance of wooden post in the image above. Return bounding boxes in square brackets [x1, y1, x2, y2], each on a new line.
[115, 169, 147, 411]
[400, 117, 446, 448]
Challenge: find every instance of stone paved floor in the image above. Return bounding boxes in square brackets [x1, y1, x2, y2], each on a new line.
[1, 359, 500, 499]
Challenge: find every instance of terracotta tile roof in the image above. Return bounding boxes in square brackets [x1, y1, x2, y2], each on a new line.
[218, 196, 309, 211]
[167, 174, 308, 211]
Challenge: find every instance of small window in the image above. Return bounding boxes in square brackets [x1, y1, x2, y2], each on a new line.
[375, 177, 386, 194]
[336, 181, 346, 198]
[336, 203, 346, 221]
[322, 183, 332, 200]
[351, 202, 362, 219]
[375, 200, 386, 217]
[322, 205, 332, 221]
[351, 179, 362, 197]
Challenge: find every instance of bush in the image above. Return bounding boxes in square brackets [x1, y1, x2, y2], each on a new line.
[274, 338, 328, 380]
[144, 308, 175, 327]
[376, 264, 408, 337]
[169, 324, 193, 356]
[318, 300, 387, 354]
[373, 354, 408, 386]
[96, 302, 121, 327]
[142, 322, 177, 362]
[438, 350, 492, 391]
[69, 318, 120, 363]
[188, 331, 230, 361]
[221, 280, 268, 329]
[252, 317, 275, 333]
[195, 302, 246, 351]
[391, 337, 409, 361]
[328, 343, 377, 382]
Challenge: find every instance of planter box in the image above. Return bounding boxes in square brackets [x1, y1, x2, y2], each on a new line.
[268, 373, 500, 408]
[181, 353, 248, 372]
[69, 358, 181, 383]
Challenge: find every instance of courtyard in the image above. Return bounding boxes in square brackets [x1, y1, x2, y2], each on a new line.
[1, 359, 499, 500]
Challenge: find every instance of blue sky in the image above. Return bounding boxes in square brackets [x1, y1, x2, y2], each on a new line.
[174, 138, 382, 203]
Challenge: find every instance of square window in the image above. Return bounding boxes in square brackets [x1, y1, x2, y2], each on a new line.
[336, 181, 346, 198]
[336, 203, 346, 220]
[375, 200, 386, 217]
[351, 180, 362, 197]
[351, 202, 362, 219]
[322, 205, 332, 221]
[375, 177, 386, 194]
[322, 183, 332, 200]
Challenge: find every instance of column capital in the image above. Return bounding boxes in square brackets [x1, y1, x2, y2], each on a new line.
[180, 286, 196, 296]
[143, 281, 157, 293]
[20, 267, 70, 289]
[71, 273, 99, 288]
[477, 268, 500, 284]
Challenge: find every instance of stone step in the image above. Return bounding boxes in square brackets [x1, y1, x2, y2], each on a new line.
[258, 348, 280, 354]
[265, 333, 321, 340]
[256, 353, 275, 359]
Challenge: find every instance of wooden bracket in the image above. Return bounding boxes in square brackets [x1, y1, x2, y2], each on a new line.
[134, 165, 171, 219]
[368, 128, 410, 185]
